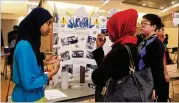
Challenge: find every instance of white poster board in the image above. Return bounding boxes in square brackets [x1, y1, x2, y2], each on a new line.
[52, 7, 101, 85]
[52, 6, 113, 86]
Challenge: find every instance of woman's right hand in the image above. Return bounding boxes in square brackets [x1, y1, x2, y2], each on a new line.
[96, 33, 106, 48]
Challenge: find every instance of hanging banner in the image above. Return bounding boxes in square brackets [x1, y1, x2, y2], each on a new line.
[172, 12, 179, 26]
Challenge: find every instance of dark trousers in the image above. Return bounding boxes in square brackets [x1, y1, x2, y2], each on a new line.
[157, 82, 169, 102]
[95, 86, 104, 102]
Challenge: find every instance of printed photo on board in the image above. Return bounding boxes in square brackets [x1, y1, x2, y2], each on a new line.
[62, 64, 73, 74]
[72, 50, 84, 58]
[86, 36, 96, 50]
[60, 51, 70, 61]
[86, 51, 94, 59]
[86, 64, 98, 70]
[52, 47, 58, 55]
[68, 36, 78, 44]
[61, 36, 78, 46]
[85, 65, 92, 78]
[53, 33, 59, 45]
[54, 13, 59, 23]
[61, 38, 69, 46]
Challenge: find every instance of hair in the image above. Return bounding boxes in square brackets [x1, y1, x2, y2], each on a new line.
[158, 22, 165, 31]
[13, 25, 19, 30]
[17, 7, 52, 67]
[143, 14, 163, 31]
[160, 23, 165, 28]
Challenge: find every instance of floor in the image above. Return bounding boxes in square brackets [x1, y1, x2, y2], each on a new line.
[1, 55, 179, 102]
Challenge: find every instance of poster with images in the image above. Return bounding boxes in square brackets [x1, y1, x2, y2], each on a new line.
[52, 7, 104, 84]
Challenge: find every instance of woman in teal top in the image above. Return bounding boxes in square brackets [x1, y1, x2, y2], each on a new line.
[12, 7, 60, 102]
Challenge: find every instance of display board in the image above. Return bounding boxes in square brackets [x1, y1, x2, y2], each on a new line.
[52, 6, 113, 86]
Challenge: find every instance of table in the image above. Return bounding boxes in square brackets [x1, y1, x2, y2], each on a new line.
[45, 81, 95, 102]
[166, 64, 179, 99]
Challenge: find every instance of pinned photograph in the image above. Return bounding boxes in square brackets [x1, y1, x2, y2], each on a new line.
[53, 13, 59, 23]
[93, 31, 97, 35]
[85, 66, 92, 79]
[72, 50, 84, 58]
[52, 47, 58, 55]
[86, 51, 94, 59]
[86, 64, 98, 70]
[60, 51, 70, 61]
[86, 36, 96, 50]
[68, 36, 78, 45]
[62, 64, 73, 74]
[53, 33, 59, 45]
[61, 36, 78, 46]
[61, 38, 69, 46]
[85, 67, 90, 73]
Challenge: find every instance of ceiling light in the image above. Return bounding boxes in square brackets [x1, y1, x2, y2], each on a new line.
[172, 1, 175, 4]
[161, 8, 168, 12]
[159, 2, 179, 14]
[142, 4, 146, 6]
[160, 7, 164, 9]
[173, 3, 179, 7]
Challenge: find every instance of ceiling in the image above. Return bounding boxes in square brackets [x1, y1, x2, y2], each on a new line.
[1, 0, 179, 20]
[122, 0, 179, 10]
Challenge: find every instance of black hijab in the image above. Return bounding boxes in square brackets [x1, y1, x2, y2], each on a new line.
[16, 7, 52, 67]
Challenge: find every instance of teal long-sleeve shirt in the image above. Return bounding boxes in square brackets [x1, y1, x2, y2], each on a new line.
[12, 40, 48, 102]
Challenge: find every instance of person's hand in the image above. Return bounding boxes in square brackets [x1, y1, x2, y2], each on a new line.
[165, 74, 171, 82]
[6, 53, 10, 56]
[152, 90, 156, 101]
[52, 61, 60, 75]
[96, 33, 106, 48]
[47, 58, 61, 80]
[44, 55, 59, 65]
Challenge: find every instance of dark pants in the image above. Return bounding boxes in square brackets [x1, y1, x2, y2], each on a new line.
[95, 86, 104, 102]
[157, 82, 169, 102]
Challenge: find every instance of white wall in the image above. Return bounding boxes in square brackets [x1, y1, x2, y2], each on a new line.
[1, 19, 21, 46]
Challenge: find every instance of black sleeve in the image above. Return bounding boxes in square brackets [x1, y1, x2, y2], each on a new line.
[146, 39, 165, 90]
[92, 49, 117, 86]
[1, 29, 4, 47]
[92, 47, 105, 66]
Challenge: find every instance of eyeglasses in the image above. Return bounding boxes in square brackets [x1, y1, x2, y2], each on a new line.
[139, 22, 151, 27]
